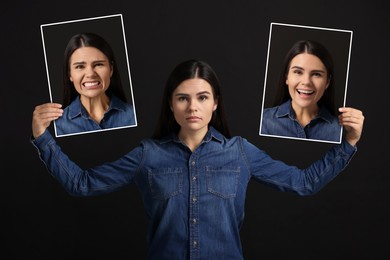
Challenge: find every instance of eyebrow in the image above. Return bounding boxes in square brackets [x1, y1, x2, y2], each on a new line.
[290, 66, 326, 73]
[174, 91, 212, 96]
[71, 59, 107, 66]
[72, 61, 86, 66]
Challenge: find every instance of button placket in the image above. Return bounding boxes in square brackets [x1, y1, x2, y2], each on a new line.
[189, 153, 200, 258]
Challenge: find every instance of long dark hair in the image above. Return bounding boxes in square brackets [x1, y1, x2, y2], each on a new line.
[273, 40, 336, 115]
[62, 32, 127, 107]
[153, 59, 231, 139]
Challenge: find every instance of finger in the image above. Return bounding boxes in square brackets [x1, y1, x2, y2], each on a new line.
[34, 103, 62, 112]
[338, 106, 359, 113]
[338, 108, 364, 122]
[339, 113, 364, 123]
[34, 103, 63, 119]
[35, 103, 62, 109]
[35, 110, 63, 120]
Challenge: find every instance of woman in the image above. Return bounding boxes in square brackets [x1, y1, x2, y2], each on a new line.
[261, 40, 342, 142]
[32, 59, 364, 259]
[55, 32, 136, 136]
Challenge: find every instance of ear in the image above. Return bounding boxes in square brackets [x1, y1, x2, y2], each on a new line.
[213, 100, 218, 111]
[110, 63, 114, 77]
[325, 78, 330, 89]
[325, 75, 332, 89]
[70, 77, 73, 82]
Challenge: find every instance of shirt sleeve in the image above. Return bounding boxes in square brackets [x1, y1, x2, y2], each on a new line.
[31, 130, 143, 196]
[240, 137, 357, 195]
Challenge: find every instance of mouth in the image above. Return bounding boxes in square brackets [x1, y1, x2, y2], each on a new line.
[296, 88, 314, 96]
[186, 116, 201, 121]
[83, 81, 101, 89]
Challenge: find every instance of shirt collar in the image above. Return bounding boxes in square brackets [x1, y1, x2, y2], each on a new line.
[316, 106, 335, 123]
[275, 100, 293, 118]
[158, 126, 224, 144]
[276, 99, 334, 123]
[67, 95, 126, 119]
[67, 96, 84, 119]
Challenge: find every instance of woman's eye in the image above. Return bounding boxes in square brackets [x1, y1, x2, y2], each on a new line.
[178, 96, 187, 101]
[293, 70, 302, 75]
[199, 95, 208, 101]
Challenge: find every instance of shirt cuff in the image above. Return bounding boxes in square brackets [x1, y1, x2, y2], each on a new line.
[30, 130, 54, 150]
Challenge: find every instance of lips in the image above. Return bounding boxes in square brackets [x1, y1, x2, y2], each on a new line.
[83, 81, 101, 89]
[186, 116, 201, 121]
[296, 88, 314, 95]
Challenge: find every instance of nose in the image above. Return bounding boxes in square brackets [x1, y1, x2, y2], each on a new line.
[188, 98, 198, 112]
[85, 65, 97, 77]
[301, 73, 311, 86]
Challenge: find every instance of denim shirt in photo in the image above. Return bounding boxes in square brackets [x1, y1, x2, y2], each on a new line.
[260, 99, 342, 143]
[31, 126, 356, 259]
[55, 94, 136, 136]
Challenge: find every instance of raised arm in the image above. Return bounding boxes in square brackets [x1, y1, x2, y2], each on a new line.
[31, 102, 141, 196]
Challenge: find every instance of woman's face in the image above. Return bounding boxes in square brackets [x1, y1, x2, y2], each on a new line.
[286, 53, 329, 111]
[171, 78, 218, 136]
[69, 46, 113, 100]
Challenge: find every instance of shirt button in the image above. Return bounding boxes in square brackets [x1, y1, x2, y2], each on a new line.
[193, 241, 198, 247]
[192, 218, 197, 224]
[192, 176, 197, 181]
[191, 161, 195, 166]
[192, 197, 197, 203]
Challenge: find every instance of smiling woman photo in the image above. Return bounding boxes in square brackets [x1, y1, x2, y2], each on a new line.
[260, 40, 342, 142]
[55, 32, 136, 136]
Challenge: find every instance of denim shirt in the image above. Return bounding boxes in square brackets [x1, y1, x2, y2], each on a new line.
[31, 127, 356, 259]
[260, 100, 342, 143]
[55, 94, 136, 136]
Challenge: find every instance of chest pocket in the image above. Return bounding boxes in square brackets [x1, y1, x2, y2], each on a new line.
[206, 166, 240, 199]
[148, 168, 183, 200]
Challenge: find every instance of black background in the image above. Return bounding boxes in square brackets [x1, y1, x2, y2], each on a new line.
[3, 1, 389, 259]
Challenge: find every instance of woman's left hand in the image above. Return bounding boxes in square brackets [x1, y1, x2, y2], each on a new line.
[338, 107, 365, 147]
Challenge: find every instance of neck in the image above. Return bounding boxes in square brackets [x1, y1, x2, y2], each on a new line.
[178, 127, 208, 152]
[292, 103, 319, 127]
[80, 94, 110, 123]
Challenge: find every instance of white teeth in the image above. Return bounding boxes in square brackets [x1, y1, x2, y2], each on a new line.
[297, 89, 314, 94]
[84, 82, 99, 87]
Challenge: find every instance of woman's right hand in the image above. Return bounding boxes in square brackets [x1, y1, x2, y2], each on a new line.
[32, 103, 63, 139]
